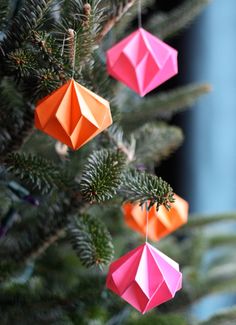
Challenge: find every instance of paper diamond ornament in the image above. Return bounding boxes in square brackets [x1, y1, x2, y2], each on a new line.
[106, 242, 182, 314]
[106, 28, 178, 97]
[35, 79, 112, 150]
[123, 194, 188, 241]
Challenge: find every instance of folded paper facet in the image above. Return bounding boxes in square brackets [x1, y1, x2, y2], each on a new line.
[106, 242, 182, 314]
[35, 79, 112, 150]
[106, 28, 178, 97]
[123, 194, 188, 241]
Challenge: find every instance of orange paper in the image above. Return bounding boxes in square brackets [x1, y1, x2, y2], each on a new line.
[123, 194, 188, 241]
[35, 79, 112, 150]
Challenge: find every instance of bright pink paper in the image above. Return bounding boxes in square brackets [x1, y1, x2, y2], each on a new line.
[106, 28, 178, 97]
[106, 242, 182, 314]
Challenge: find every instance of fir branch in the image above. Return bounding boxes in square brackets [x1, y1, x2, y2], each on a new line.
[186, 213, 236, 228]
[68, 214, 114, 268]
[105, 124, 136, 162]
[1, 0, 53, 54]
[208, 235, 236, 248]
[58, 0, 104, 67]
[96, 0, 136, 43]
[80, 54, 115, 101]
[133, 123, 184, 164]
[148, 0, 212, 39]
[31, 31, 67, 82]
[0, 0, 10, 32]
[0, 196, 80, 264]
[120, 169, 174, 209]
[0, 105, 34, 159]
[7, 49, 38, 79]
[111, 0, 156, 39]
[80, 149, 126, 203]
[5, 153, 73, 194]
[122, 83, 211, 128]
[126, 314, 188, 325]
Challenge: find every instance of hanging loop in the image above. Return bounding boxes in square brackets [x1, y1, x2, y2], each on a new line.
[138, 0, 142, 28]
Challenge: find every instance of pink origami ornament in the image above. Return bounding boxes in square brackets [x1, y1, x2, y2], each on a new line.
[106, 28, 178, 97]
[106, 242, 182, 314]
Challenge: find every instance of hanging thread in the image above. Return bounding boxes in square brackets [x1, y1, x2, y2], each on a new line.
[68, 28, 77, 79]
[138, 0, 142, 28]
[60, 34, 66, 57]
[145, 202, 149, 243]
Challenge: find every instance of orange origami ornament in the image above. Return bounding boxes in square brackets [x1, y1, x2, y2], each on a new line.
[35, 79, 112, 150]
[123, 194, 188, 241]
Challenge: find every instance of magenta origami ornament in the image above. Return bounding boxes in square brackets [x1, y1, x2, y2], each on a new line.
[106, 242, 182, 314]
[106, 28, 178, 97]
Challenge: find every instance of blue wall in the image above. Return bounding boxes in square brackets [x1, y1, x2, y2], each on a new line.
[181, 0, 236, 214]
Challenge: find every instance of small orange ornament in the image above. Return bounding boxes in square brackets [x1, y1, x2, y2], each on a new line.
[123, 194, 188, 241]
[35, 79, 112, 150]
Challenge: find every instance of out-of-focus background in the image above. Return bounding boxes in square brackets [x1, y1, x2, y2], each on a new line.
[157, 0, 236, 321]
[158, 0, 236, 215]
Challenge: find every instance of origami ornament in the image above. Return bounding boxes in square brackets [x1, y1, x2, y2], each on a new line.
[106, 28, 178, 97]
[123, 194, 188, 241]
[106, 242, 182, 314]
[35, 79, 112, 150]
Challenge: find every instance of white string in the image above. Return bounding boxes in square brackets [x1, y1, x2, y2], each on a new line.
[71, 31, 77, 79]
[145, 202, 149, 243]
[61, 34, 66, 57]
[138, 0, 142, 28]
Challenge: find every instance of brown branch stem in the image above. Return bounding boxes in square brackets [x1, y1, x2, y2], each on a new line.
[96, 0, 136, 43]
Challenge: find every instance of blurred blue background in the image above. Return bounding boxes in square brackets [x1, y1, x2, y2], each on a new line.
[180, 0, 236, 214]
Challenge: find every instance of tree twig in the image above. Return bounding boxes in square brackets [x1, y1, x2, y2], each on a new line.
[96, 0, 136, 43]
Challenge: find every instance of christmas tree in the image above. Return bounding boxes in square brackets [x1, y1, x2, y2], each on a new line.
[1, 0, 236, 324]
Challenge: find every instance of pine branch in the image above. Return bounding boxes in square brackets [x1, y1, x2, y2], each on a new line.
[120, 169, 174, 209]
[186, 213, 236, 228]
[110, 0, 156, 39]
[0, 0, 10, 31]
[0, 104, 34, 159]
[30, 31, 67, 82]
[105, 124, 136, 162]
[80, 149, 126, 203]
[208, 235, 236, 248]
[58, 1, 104, 67]
[68, 214, 114, 268]
[133, 123, 184, 165]
[126, 313, 188, 325]
[148, 0, 212, 39]
[5, 153, 73, 194]
[1, 0, 53, 54]
[122, 83, 211, 128]
[80, 54, 116, 101]
[96, 0, 136, 43]
[0, 196, 81, 265]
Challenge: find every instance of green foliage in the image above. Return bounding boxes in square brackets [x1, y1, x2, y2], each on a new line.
[0, 105, 34, 158]
[1, 0, 53, 53]
[126, 313, 188, 325]
[7, 48, 38, 79]
[186, 213, 236, 228]
[148, 0, 212, 39]
[80, 149, 126, 203]
[68, 214, 114, 268]
[0, 0, 231, 324]
[133, 123, 184, 165]
[0, 0, 10, 31]
[121, 169, 174, 209]
[58, 0, 104, 66]
[122, 83, 211, 128]
[5, 153, 73, 194]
